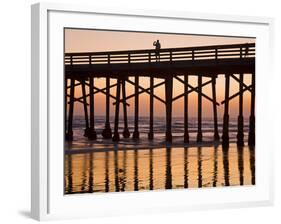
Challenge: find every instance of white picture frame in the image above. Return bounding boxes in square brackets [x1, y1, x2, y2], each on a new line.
[31, 2, 275, 221]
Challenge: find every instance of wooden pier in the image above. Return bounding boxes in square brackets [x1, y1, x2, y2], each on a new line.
[65, 43, 255, 146]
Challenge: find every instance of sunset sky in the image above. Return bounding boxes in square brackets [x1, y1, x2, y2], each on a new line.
[65, 29, 255, 119]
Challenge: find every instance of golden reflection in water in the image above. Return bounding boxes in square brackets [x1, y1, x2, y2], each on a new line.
[64, 144, 255, 194]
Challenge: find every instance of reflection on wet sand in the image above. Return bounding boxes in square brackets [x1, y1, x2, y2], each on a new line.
[64, 144, 255, 194]
[212, 145, 218, 187]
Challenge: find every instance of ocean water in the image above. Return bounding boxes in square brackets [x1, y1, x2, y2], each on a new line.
[64, 116, 255, 194]
[65, 116, 249, 151]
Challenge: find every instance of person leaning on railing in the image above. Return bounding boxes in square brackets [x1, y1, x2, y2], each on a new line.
[153, 40, 161, 62]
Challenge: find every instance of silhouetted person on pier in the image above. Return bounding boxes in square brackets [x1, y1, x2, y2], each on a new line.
[153, 40, 161, 62]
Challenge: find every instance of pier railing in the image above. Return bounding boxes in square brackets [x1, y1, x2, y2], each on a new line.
[65, 43, 255, 65]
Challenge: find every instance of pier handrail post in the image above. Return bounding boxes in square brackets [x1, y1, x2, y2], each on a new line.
[192, 50, 195, 61]
[66, 78, 75, 140]
[148, 76, 154, 140]
[215, 47, 218, 60]
[107, 54, 110, 64]
[148, 53, 154, 140]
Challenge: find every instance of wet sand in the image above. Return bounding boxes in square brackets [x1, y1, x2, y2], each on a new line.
[64, 143, 255, 194]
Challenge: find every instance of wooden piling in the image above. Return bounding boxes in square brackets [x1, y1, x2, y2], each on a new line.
[88, 77, 97, 140]
[66, 78, 75, 141]
[133, 76, 140, 139]
[212, 76, 220, 141]
[112, 79, 121, 142]
[197, 76, 203, 142]
[222, 74, 230, 147]
[165, 76, 173, 142]
[148, 77, 154, 140]
[184, 75, 189, 143]
[81, 79, 90, 137]
[122, 79, 130, 138]
[248, 73, 255, 146]
[237, 74, 244, 146]
[102, 77, 112, 139]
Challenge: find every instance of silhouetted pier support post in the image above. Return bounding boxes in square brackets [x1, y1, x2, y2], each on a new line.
[237, 73, 244, 146]
[212, 76, 220, 141]
[81, 79, 90, 137]
[165, 76, 173, 142]
[197, 76, 203, 142]
[222, 74, 230, 146]
[248, 73, 255, 146]
[112, 79, 121, 142]
[102, 77, 112, 139]
[184, 75, 189, 143]
[88, 77, 97, 140]
[133, 76, 140, 139]
[122, 79, 130, 138]
[66, 78, 75, 140]
[148, 77, 154, 140]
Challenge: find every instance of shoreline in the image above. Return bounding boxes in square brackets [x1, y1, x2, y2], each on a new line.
[65, 140, 252, 155]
